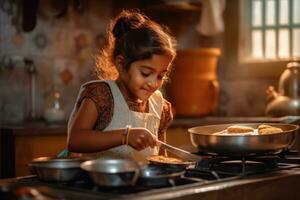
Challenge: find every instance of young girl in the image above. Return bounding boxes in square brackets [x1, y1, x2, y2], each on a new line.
[65, 10, 176, 162]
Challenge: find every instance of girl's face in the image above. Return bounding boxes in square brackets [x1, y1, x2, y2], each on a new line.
[120, 54, 172, 101]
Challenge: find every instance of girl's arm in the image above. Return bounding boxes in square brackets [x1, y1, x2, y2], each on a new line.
[67, 98, 156, 153]
[67, 98, 124, 152]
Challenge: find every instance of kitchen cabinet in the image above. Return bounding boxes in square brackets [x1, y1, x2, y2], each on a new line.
[0, 124, 67, 178]
[15, 134, 66, 176]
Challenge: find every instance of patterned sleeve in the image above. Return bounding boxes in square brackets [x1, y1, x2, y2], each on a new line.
[157, 99, 174, 141]
[75, 82, 113, 130]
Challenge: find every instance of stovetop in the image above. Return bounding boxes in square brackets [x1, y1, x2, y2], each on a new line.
[2, 151, 300, 200]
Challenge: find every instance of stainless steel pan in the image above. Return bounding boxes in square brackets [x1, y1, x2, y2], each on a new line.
[29, 157, 86, 182]
[80, 158, 141, 187]
[138, 164, 185, 187]
[188, 123, 299, 156]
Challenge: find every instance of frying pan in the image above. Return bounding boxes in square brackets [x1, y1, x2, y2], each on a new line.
[29, 157, 86, 182]
[148, 159, 193, 169]
[80, 158, 140, 187]
[188, 123, 299, 156]
[137, 164, 185, 187]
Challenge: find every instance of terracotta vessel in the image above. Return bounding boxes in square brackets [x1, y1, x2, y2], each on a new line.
[169, 48, 221, 116]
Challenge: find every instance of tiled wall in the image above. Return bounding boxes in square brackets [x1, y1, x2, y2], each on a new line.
[0, 1, 111, 123]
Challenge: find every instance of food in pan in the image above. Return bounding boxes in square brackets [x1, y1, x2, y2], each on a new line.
[212, 124, 283, 135]
[226, 125, 255, 134]
[147, 155, 186, 164]
[212, 125, 256, 135]
[258, 124, 283, 134]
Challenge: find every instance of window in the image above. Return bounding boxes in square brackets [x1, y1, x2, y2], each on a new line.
[240, 0, 300, 62]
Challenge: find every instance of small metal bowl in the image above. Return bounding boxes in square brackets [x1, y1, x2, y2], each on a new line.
[80, 158, 140, 187]
[29, 157, 85, 182]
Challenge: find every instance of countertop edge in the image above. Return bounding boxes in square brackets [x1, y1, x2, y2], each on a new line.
[1, 116, 300, 135]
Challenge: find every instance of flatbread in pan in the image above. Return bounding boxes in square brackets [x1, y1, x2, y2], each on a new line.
[147, 155, 193, 166]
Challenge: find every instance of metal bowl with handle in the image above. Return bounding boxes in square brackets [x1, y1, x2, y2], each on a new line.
[29, 157, 85, 182]
[188, 123, 299, 156]
[80, 158, 140, 187]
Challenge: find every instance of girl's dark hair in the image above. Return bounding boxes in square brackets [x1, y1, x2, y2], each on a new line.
[95, 9, 177, 80]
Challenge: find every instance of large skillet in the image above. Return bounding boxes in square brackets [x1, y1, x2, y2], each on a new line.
[188, 123, 299, 156]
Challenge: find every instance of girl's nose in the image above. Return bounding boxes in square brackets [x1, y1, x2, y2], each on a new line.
[147, 78, 159, 89]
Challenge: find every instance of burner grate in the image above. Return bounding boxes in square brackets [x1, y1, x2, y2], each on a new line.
[194, 151, 300, 176]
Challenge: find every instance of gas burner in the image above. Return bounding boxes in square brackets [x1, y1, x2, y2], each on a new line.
[209, 160, 276, 176]
[194, 151, 300, 176]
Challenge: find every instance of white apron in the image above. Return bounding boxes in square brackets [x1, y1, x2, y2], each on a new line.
[68, 80, 163, 162]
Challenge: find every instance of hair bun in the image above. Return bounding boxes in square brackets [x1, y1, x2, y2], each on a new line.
[112, 10, 147, 39]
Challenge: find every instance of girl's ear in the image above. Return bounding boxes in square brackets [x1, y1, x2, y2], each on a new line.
[115, 55, 125, 72]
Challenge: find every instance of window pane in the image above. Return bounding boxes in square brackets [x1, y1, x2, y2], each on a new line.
[252, 30, 263, 58]
[293, 29, 300, 57]
[265, 30, 276, 58]
[279, 29, 290, 58]
[252, 0, 262, 26]
[266, 0, 276, 26]
[294, 0, 300, 24]
[279, 0, 289, 25]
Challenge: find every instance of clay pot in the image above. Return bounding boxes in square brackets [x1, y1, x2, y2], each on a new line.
[169, 48, 221, 116]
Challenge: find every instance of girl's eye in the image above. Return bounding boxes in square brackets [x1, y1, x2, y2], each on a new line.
[141, 71, 151, 77]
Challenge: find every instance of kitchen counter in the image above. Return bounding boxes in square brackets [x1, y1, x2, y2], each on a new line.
[2, 115, 299, 135]
[0, 122, 68, 178]
[0, 121, 67, 136]
[1, 168, 300, 200]
[2, 116, 300, 199]
[130, 169, 300, 200]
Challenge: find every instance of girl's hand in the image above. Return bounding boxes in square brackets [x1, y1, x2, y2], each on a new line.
[127, 128, 157, 151]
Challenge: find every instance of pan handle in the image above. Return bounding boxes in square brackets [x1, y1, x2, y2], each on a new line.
[157, 140, 202, 162]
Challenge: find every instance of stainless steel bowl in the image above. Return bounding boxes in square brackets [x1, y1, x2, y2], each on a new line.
[80, 158, 140, 187]
[29, 157, 85, 182]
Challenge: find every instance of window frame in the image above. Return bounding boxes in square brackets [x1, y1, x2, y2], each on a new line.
[239, 0, 300, 63]
[225, 0, 298, 80]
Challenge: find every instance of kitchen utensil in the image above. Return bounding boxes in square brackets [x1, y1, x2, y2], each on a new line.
[29, 157, 85, 182]
[188, 123, 298, 156]
[266, 62, 300, 116]
[138, 164, 185, 187]
[80, 158, 140, 187]
[157, 140, 202, 162]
